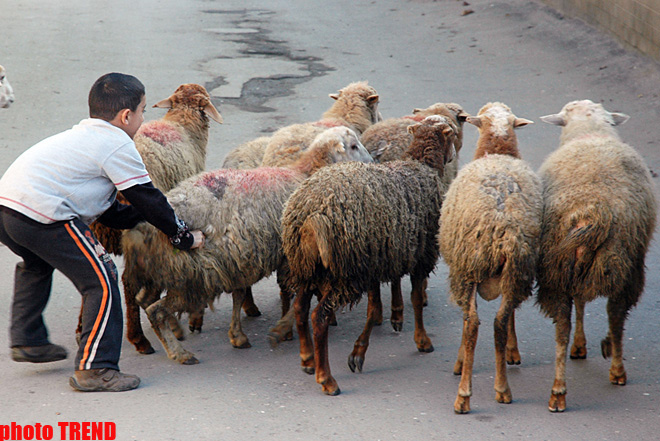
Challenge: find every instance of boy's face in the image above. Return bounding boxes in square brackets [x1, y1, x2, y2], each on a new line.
[123, 95, 147, 139]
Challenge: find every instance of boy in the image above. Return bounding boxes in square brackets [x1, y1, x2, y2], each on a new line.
[0, 72, 204, 392]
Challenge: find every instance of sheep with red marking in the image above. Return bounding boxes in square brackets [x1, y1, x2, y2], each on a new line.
[121, 126, 373, 364]
[86, 84, 222, 351]
[261, 81, 380, 167]
[536, 99, 657, 413]
[438, 102, 540, 414]
[222, 136, 271, 170]
[0, 65, 15, 109]
[280, 115, 455, 396]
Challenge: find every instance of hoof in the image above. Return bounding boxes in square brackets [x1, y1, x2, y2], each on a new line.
[231, 340, 252, 349]
[189, 325, 202, 333]
[417, 343, 434, 353]
[243, 306, 262, 317]
[570, 344, 587, 359]
[348, 354, 364, 373]
[391, 320, 403, 332]
[181, 356, 200, 365]
[548, 392, 566, 412]
[453, 360, 463, 376]
[496, 389, 512, 404]
[138, 346, 156, 355]
[609, 369, 627, 386]
[454, 395, 470, 414]
[506, 349, 522, 365]
[320, 378, 340, 396]
[302, 365, 315, 375]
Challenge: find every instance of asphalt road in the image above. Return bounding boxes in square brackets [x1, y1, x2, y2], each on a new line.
[1, 1, 659, 440]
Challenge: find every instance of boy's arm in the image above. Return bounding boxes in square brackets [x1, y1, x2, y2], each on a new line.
[120, 182, 197, 250]
[96, 198, 144, 229]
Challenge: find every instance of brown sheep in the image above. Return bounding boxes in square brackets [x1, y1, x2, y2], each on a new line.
[280, 115, 455, 395]
[537, 100, 657, 412]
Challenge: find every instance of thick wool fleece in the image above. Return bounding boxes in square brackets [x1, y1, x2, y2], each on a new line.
[439, 154, 543, 308]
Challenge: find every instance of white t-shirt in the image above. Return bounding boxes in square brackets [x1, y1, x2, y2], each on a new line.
[0, 118, 152, 225]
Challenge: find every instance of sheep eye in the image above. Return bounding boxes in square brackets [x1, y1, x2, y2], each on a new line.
[351, 143, 358, 150]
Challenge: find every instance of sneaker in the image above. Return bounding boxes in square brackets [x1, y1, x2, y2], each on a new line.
[69, 368, 140, 392]
[11, 344, 68, 363]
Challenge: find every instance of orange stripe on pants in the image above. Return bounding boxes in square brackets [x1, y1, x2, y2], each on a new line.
[64, 223, 109, 370]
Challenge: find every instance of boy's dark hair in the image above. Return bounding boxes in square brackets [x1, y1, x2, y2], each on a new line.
[88, 73, 145, 121]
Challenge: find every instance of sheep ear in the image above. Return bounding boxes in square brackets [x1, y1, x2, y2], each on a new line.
[540, 114, 565, 126]
[367, 94, 379, 105]
[610, 112, 630, 126]
[412, 108, 422, 114]
[514, 118, 533, 128]
[153, 98, 173, 109]
[407, 123, 421, 136]
[204, 102, 224, 124]
[329, 93, 340, 101]
[466, 116, 482, 128]
[456, 110, 470, 122]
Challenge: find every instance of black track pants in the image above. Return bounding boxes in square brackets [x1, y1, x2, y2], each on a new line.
[0, 207, 122, 371]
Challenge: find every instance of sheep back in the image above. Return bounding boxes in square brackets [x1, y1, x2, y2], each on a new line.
[122, 167, 305, 311]
[282, 160, 443, 309]
[439, 154, 543, 308]
[261, 123, 326, 167]
[222, 136, 270, 169]
[536, 134, 657, 318]
[135, 120, 205, 192]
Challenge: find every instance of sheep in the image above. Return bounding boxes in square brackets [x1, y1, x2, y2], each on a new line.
[0, 65, 15, 108]
[221, 136, 270, 170]
[437, 102, 540, 414]
[360, 102, 469, 329]
[261, 81, 380, 167]
[280, 115, 456, 395]
[86, 83, 223, 352]
[536, 99, 657, 413]
[120, 126, 374, 364]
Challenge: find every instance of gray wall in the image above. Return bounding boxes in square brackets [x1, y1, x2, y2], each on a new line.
[541, 0, 660, 62]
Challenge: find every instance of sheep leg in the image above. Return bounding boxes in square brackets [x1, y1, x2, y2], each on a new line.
[188, 304, 205, 333]
[453, 319, 467, 375]
[506, 310, 521, 365]
[228, 288, 251, 348]
[267, 289, 296, 347]
[126, 286, 159, 354]
[548, 299, 572, 412]
[145, 298, 198, 364]
[601, 296, 630, 386]
[570, 297, 587, 359]
[294, 287, 315, 374]
[455, 285, 479, 414]
[411, 276, 433, 353]
[349, 284, 382, 373]
[312, 290, 340, 396]
[390, 279, 403, 331]
[493, 298, 515, 404]
[242, 286, 262, 317]
[421, 277, 429, 307]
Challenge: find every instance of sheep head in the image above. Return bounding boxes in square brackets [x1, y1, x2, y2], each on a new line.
[324, 81, 380, 133]
[405, 115, 457, 171]
[153, 83, 223, 124]
[0, 65, 15, 109]
[540, 99, 629, 128]
[412, 102, 470, 153]
[290, 126, 373, 177]
[468, 102, 532, 160]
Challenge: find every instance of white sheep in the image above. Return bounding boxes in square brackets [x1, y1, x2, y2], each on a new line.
[261, 81, 380, 167]
[221, 136, 270, 170]
[0, 65, 15, 109]
[280, 115, 455, 395]
[536, 99, 657, 413]
[438, 102, 540, 414]
[121, 126, 374, 364]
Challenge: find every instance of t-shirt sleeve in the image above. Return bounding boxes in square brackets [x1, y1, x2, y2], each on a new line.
[103, 142, 152, 191]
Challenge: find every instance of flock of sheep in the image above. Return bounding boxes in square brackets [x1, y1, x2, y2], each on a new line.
[2, 68, 656, 414]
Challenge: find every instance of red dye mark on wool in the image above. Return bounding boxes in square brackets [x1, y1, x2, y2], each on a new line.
[313, 119, 344, 129]
[137, 121, 183, 146]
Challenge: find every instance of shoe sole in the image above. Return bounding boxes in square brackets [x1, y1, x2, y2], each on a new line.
[11, 351, 67, 363]
[69, 376, 140, 392]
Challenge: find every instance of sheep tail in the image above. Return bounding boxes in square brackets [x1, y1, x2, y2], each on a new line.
[296, 214, 333, 277]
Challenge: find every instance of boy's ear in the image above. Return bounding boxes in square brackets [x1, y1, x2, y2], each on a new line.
[118, 108, 131, 125]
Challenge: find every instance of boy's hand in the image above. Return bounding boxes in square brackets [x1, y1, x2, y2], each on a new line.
[190, 230, 205, 249]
